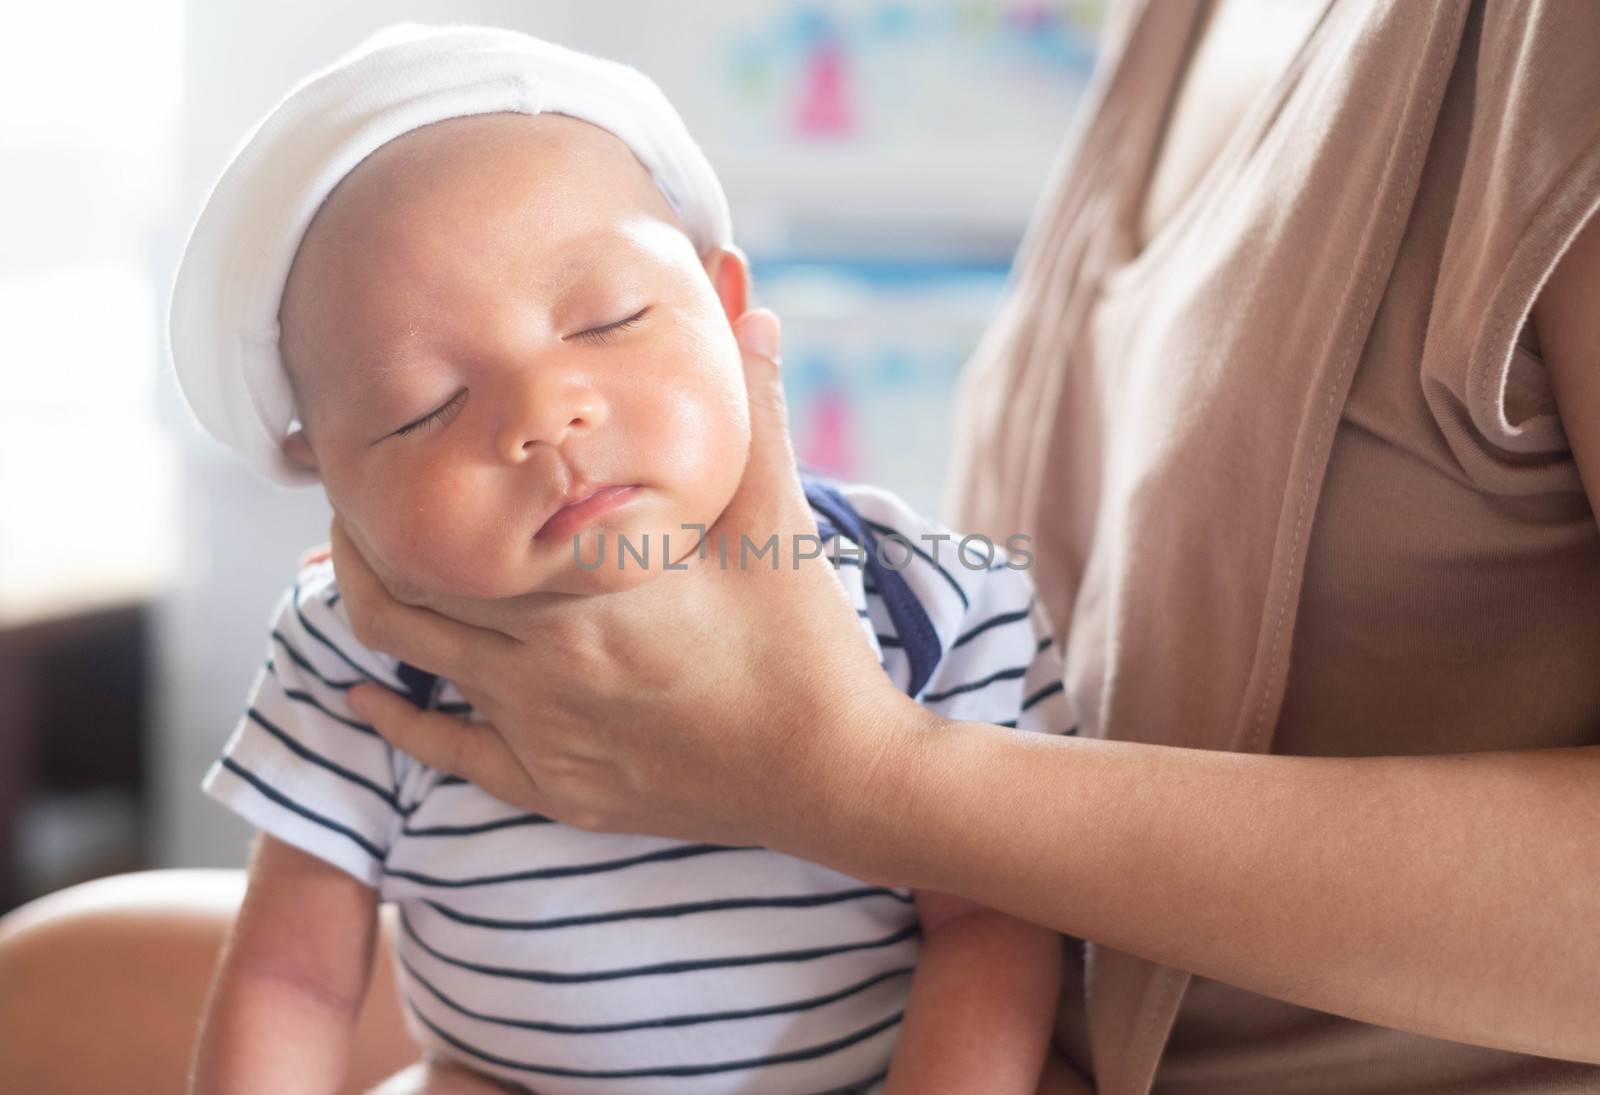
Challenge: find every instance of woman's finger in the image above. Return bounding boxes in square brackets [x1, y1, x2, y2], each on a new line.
[723, 308, 807, 535]
[347, 682, 545, 813]
[330, 514, 517, 686]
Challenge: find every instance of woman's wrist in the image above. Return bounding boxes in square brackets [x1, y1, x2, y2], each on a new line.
[763, 683, 942, 886]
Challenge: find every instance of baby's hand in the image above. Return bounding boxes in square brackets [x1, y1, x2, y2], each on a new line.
[363, 1058, 524, 1095]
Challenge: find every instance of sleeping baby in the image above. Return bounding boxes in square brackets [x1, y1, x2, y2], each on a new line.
[168, 24, 1077, 1095]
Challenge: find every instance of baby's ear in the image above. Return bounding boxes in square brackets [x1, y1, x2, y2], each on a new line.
[283, 426, 320, 472]
[704, 245, 750, 324]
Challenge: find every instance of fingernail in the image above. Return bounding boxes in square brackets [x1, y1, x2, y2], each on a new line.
[737, 310, 781, 363]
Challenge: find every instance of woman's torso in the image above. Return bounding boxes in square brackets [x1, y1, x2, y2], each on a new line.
[945, 0, 1600, 1091]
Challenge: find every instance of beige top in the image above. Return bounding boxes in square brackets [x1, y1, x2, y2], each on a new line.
[944, 0, 1600, 1092]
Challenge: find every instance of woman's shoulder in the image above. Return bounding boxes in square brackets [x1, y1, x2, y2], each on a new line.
[1410, 1, 1600, 489]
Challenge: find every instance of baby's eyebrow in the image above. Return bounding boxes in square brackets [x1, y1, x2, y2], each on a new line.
[540, 229, 645, 294]
[328, 225, 661, 424]
[325, 355, 412, 425]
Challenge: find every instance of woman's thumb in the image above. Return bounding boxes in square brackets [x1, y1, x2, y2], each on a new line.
[736, 307, 782, 366]
[733, 308, 793, 472]
[348, 682, 542, 811]
[730, 308, 805, 527]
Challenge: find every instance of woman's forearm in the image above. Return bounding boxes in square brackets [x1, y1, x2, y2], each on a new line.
[804, 714, 1600, 1064]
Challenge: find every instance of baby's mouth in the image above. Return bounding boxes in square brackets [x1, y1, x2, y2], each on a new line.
[534, 484, 640, 542]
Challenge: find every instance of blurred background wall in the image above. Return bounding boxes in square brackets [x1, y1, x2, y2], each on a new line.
[0, 0, 1104, 912]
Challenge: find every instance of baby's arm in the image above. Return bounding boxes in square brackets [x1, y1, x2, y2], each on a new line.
[190, 832, 380, 1094]
[884, 889, 1062, 1095]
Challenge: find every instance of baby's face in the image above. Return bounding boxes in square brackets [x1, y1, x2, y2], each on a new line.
[279, 112, 750, 601]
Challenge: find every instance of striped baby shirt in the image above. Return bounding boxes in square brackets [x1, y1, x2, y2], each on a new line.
[201, 474, 1077, 1094]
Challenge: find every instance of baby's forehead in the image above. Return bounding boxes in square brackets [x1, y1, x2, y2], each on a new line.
[281, 111, 684, 329]
[283, 112, 688, 324]
[278, 113, 695, 411]
[315, 112, 669, 247]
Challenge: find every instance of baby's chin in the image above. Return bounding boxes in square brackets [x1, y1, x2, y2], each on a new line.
[387, 518, 715, 603]
[538, 519, 714, 595]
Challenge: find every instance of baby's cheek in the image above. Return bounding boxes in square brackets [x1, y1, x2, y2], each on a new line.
[632, 415, 725, 535]
[645, 370, 747, 496]
[366, 473, 505, 598]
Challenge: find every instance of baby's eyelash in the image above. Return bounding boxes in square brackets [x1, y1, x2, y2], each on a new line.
[393, 389, 467, 438]
[384, 308, 645, 441]
[572, 307, 650, 345]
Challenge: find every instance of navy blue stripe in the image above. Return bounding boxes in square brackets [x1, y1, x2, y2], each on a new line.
[419, 885, 913, 931]
[919, 664, 1028, 704]
[1036, 634, 1054, 653]
[325, 589, 341, 608]
[956, 539, 1000, 570]
[401, 906, 919, 984]
[270, 630, 358, 691]
[245, 707, 399, 808]
[398, 946, 912, 1035]
[807, 497, 839, 544]
[1022, 680, 1065, 711]
[395, 660, 439, 709]
[877, 633, 902, 648]
[291, 581, 385, 683]
[803, 478, 944, 696]
[217, 757, 385, 861]
[403, 993, 902, 1080]
[857, 515, 970, 610]
[383, 842, 751, 888]
[402, 812, 553, 837]
[805, 499, 865, 552]
[952, 600, 1034, 649]
[266, 661, 378, 736]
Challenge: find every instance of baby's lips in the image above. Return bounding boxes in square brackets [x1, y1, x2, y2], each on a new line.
[299, 545, 333, 569]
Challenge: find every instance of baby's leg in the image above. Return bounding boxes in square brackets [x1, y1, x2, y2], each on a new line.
[1034, 1046, 1096, 1095]
[0, 869, 416, 1094]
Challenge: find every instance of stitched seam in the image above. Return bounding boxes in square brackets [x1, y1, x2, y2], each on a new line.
[1466, 151, 1600, 443]
[1246, 19, 1451, 757]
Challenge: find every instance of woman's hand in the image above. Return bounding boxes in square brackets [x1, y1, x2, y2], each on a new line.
[332, 309, 923, 851]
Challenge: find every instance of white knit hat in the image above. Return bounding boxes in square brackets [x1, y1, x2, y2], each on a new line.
[168, 22, 732, 487]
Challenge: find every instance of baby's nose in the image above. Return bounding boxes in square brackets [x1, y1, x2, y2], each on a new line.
[497, 369, 607, 461]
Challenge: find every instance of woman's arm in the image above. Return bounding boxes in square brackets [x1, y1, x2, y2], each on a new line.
[864, 719, 1600, 1064]
[885, 890, 1061, 1095]
[332, 300, 1600, 1065]
[191, 832, 381, 1094]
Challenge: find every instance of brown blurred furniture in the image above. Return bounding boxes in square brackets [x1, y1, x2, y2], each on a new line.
[0, 604, 150, 913]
